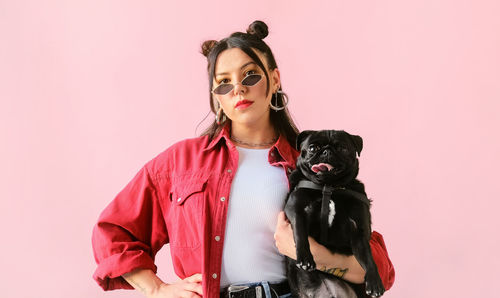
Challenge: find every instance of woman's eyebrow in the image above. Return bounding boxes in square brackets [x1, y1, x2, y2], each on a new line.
[215, 61, 257, 77]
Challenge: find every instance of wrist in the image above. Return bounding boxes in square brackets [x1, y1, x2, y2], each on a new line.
[146, 280, 163, 295]
[148, 282, 169, 297]
[122, 269, 166, 296]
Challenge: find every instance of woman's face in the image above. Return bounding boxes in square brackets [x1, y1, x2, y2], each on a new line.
[212, 47, 280, 128]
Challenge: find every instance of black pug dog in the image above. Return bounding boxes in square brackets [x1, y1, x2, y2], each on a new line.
[284, 130, 385, 298]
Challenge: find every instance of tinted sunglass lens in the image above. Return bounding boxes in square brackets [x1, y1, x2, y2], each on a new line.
[213, 84, 233, 95]
[241, 74, 262, 86]
[213, 74, 262, 95]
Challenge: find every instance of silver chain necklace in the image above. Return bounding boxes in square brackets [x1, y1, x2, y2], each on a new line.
[230, 134, 278, 148]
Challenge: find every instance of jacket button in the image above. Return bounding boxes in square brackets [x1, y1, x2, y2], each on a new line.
[220, 197, 226, 202]
[177, 197, 182, 202]
[212, 273, 218, 279]
[227, 169, 232, 173]
[215, 236, 220, 241]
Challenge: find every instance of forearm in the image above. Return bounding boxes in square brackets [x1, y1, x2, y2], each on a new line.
[309, 238, 366, 284]
[274, 212, 367, 284]
[122, 268, 165, 296]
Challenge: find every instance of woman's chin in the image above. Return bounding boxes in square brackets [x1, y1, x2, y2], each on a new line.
[231, 116, 271, 129]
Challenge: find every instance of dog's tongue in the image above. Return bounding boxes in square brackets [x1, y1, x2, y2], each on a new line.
[311, 163, 334, 173]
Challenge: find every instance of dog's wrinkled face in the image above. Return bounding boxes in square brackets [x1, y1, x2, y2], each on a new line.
[296, 130, 363, 185]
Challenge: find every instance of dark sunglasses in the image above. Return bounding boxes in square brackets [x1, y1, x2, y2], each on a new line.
[212, 74, 263, 95]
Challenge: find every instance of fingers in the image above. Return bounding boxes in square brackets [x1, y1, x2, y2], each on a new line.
[275, 211, 291, 241]
[275, 212, 284, 241]
[183, 281, 203, 295]
[274, 211, 298, 259]
[183, 273, 203, 296]
[277, 211, 291, 225]
[277, 212, 292, 232]
[276, 211, 287, 229]
[277, 211, 286, 225]
[180, 291, 201, 298]
[184, 273, 202, 283]
[274, 213, 283, 241]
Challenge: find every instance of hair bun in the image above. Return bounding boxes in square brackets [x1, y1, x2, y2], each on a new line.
[201, 40, 218, 57]
[246, 20, 268, 39]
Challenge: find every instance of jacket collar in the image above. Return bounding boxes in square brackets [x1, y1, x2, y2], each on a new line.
[203, 123, 232, 152]
[271, 133, 299, 167]
[203, 123, 298, 166]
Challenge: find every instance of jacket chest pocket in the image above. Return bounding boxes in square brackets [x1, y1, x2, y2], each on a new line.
[168, 178, 207, 249]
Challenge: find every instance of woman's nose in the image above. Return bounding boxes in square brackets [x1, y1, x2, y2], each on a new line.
[233, 82, 246, 95]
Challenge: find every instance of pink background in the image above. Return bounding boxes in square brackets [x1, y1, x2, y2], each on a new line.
[1, 0, 499, 297]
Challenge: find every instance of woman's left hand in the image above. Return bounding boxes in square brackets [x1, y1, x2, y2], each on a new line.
[274, 211, 297, 259]
[274, 211, 367, 285]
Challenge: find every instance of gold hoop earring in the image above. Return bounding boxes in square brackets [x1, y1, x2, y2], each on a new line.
[269, 90, 289, 111]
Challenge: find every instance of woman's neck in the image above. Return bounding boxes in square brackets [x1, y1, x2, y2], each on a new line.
[230, 120, 277, 149]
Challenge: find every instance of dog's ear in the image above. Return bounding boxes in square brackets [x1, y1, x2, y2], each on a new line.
[296, 130, 314, 151]
[349, 134, 363, 156]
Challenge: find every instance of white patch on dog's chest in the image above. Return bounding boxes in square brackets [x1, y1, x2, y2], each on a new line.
[328, 200, 336, 226]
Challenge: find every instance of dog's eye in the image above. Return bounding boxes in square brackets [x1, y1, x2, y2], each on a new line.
[308, 145, 319, 152]
[335, 144, 348, 153]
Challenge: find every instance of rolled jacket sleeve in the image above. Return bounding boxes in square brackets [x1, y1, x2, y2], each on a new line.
[369, 231, 395, 293]
[92, 164, 169, 291]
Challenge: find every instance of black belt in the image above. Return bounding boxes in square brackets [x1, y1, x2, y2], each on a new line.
[220, 281, 290, 298]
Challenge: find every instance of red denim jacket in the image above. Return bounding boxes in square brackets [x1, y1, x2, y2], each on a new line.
[92, 125, 395, 297]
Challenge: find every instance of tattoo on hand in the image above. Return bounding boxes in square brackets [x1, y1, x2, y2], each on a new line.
[319, 266, 348, 278]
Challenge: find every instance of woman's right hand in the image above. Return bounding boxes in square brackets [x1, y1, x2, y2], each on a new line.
[149, 273, 203, 298]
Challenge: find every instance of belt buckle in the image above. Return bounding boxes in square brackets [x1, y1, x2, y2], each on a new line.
[227, 284, 249, 298]
[227, 284, 263, 298]
[228, 285, 249, 293]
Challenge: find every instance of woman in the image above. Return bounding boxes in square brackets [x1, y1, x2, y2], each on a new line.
[92, 20, 395, 298]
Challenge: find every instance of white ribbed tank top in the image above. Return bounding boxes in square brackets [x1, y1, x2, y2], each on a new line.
[220, 146, 289, 287]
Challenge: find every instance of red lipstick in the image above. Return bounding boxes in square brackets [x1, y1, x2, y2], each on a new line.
[235, 100, 254, 110]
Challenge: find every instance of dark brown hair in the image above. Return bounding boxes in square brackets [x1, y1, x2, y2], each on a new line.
[200, 20, 299, 146]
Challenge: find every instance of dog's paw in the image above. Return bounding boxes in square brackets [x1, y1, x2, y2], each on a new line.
[296, 251, 316, 272]
[364, 271, 385, 297]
